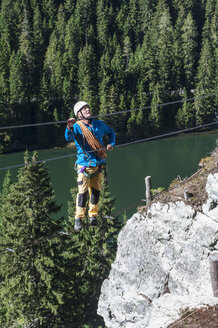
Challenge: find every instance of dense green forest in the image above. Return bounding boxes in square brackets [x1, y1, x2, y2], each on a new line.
[0, 152, 120, 327]
[0, 0, 217, 153]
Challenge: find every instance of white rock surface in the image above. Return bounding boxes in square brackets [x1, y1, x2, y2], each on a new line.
[98, 173, 218, 328]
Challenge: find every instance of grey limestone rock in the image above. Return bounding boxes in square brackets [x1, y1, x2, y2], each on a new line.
[98, 173, 218, 328]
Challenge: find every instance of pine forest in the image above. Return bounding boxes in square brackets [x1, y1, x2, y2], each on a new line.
[0, 0, 217, 327]
[0, 0, 217, 153]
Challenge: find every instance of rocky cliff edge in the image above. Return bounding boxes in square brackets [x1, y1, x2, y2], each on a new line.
[98, 148, 218, 328]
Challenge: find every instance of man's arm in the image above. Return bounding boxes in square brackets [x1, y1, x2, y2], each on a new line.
[103, 122, 116, 150]
[65, 118, 77, 142]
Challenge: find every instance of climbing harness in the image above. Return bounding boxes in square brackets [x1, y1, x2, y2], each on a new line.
[76, 164, 109, 184]
[78, 165, 103, 178]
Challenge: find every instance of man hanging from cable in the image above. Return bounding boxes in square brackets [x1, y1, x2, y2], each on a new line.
[65, 101, 116, 231]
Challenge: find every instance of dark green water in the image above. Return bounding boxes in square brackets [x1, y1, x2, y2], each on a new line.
[0, 130, 218, 219]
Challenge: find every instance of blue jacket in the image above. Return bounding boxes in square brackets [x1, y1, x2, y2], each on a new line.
[65, 119, 116, 167]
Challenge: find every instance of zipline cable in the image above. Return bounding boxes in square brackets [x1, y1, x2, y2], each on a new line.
[0, 92, 217, 131]
[0, 121, 217, 172]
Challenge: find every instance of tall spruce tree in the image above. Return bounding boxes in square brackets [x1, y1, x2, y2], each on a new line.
[0, 170, 13, 231]
[138, 0, 157, 34]
[173, 6, 186, 88]
[194, 36, 217, 125]
[32, 3, 46, 95]
[175, 88, 195, 128]
[0, 151, 73, 327]
[127, 96, 139, 138]
[63, 11, 80, 106]
[181, 12, 198, 89]
[149, 82, 163, 130]
[155, 3, 175, 93]
[44, 4, 66, 101]
[96, 0, 114, 50]
[41, 0, 58, 31]
[73, 0, 96, 48]
[123, 0, 142, 46]
[77, 43, 99, 112]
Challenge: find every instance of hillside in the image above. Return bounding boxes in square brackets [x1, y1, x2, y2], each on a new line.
[0, 0, 217, 152]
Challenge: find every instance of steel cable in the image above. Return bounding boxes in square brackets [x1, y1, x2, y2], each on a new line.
[0, 92, 217, 131]
[0, 121, 217, 171]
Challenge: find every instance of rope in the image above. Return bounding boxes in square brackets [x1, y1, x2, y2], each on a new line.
[0, 121, 217, 172]
[0, 92, 217, 131]
[76, 121, 107, 159]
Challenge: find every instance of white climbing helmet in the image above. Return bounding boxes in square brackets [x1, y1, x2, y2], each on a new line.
[73, 101, 89, 117]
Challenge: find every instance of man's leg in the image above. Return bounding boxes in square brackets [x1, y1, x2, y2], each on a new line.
[75, 168, 89, 225]
[88, 168, 103, 220]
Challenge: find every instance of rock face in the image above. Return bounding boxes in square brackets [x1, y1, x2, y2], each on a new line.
[98, 173, 218, 328]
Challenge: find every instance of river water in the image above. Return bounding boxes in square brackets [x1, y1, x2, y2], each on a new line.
[0, 130, 218, 220]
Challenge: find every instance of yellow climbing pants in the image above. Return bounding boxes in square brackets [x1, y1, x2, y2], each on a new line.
[75, 165, 103, 219]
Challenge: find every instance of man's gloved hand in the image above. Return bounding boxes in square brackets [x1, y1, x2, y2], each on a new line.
[67, 118, 76, 129]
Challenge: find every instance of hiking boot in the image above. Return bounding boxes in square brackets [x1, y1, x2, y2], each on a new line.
[89, 217, 98, 226]
[74, 218, 82, 231]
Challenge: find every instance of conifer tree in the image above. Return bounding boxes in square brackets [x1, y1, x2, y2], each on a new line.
[0, 1, 11, 98]
[110, 43, 126, 94]
[136, 82, 150, 138]
[123, 0, 142, 46]
[63, 12, 80, 106]
[142, 34, 158, 93]
[123, 35, 132, 68]
[202, 0, 217, 49]
[0, 0, 22, 53]
[181, 12, 198, 89]
[155, 3, 175, 93]
[32, 3, 46, 94]
[116, 2, 129, 42]
[96, 0, 114, 50]
[77, 43, 99, 112]
[73, 0, 96, 48]
[138, 0, 157, 34]
[99, 49, 113, 117]
[9, 50, 28, 104]
[127, 38, 148, 95]
[0, 95, 11, 152]
[0, 170, 13, 230]
[194, 37, 217, 125]
[44, 4, 66, 101]
[41, 0, 57, 31]
[0, 151, 72, 327]
[172, 0, 197, 13]
[117, 94, 129, 137]
[64, 0, 77, 16]
[127, 97, 138, 138]
[37, 65, 56, 148]
[175, 88, 195, 128]
[149, 82, 163, 130]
